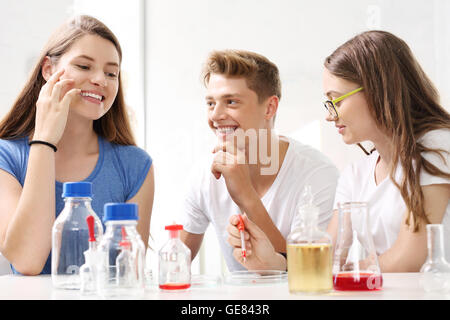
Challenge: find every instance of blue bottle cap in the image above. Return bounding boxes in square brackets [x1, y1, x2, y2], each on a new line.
[62, 182, 92, 198]
[103, 203, 139, 222]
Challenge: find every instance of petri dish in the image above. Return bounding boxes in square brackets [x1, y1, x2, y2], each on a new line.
[190, 274, 223, 288]
[224, 270, 288, 286]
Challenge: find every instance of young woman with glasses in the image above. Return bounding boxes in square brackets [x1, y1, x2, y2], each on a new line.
[323, 30, 450, 272]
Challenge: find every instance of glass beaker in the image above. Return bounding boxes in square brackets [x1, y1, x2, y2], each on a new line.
[333, 202, 383, 291]
[159, 224, 191, 291]
[420, 224, 450, 293]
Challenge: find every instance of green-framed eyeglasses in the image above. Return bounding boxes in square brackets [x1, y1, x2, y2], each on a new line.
[323, 87, 364, 119]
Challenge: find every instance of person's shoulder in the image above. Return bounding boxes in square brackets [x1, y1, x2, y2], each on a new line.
[0, 137, 28, 154]
[106, 139, 152, 163]
[284, 136, 337, 171]
[418, 128, 450, 149]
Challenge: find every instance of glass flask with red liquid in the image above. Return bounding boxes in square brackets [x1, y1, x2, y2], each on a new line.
[333, 202, 383, 291]
[159, 224, 191, 291]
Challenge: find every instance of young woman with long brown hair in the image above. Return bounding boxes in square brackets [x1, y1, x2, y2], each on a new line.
[0, 15, 154, 275]
[323, 30, 450, 272]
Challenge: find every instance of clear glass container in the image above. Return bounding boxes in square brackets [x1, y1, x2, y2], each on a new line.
[144, 235, 159, 288]
[225, 270, 287, 286]
[159, 224, 191, 291]
[287, 185, 333, 294]
[420, 224, 450, 293]
[333, 202, 383, 291]
[97, 203, 145, 299]
[80, 250, 99, 295]
[52, 182, 103, 290]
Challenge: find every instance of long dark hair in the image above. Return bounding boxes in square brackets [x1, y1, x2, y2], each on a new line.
[325, 30, 450, 231]
[0, 15, 135, 145]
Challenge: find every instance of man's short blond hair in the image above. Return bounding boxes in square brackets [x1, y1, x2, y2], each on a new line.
[202, 50, 281, 103]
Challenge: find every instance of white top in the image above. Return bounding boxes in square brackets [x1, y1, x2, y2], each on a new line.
[333, 129, 450, 259]
[179, 137, 340, 272]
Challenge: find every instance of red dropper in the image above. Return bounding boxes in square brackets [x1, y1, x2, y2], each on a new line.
[237, 214, 247, 261]
[119, 226, 131, 248]
[86, 215, 96, 242]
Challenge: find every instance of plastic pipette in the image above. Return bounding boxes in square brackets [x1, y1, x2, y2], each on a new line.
[237, 214, 247, 263]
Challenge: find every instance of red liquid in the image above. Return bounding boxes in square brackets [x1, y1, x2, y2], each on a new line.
[159, 283, 191, 290]
[333, 273, 383, 291]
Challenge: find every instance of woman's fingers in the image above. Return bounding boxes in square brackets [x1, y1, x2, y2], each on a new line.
[61, 88, 81, 108]
[41, 68, 65, 96]
[51, 79, 75, 103]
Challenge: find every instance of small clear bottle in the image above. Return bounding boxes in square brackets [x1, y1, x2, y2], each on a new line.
[420, 224, 450, 293]
[97, 203, 145, 299]
[80, 215, 100, 295]
[159, 224, 191, 291]
[115, 227, 137, 286]
[80, 249, 98, 295]
[52, 182, 103, 290]
[287, 185, 333, 294]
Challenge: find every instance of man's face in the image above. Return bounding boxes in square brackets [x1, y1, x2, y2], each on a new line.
[205, 73, 269, 139]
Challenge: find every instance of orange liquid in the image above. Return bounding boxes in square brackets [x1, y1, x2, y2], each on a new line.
[333, 272, 383, 291]
[159, 283, 191, 290]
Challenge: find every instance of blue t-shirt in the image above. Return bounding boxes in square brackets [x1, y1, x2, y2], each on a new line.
[0, 135, 152, 274]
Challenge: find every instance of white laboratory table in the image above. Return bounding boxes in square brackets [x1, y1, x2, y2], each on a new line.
[0, 273, 448, 300]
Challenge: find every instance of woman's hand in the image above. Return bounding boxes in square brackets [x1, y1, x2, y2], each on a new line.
[34, 69, 80, 145]
[227, 214, 286, 271]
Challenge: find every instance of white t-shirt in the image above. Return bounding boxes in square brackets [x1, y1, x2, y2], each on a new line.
[180, 136, 340, 272]
[333, 129, 450, 260]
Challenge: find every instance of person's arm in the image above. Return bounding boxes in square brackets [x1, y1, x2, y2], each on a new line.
[378, 183, 450, 272]
[227, 214, 286, 270]
[0, 69, 79, 275]
[211, 141, 286, 253]
[180, 230, 204, 260]
[326, 209, 339, 248]
[127, 165, 155, 248]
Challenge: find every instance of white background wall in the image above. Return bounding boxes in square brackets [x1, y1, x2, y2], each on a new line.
[1, 0, 449, 275]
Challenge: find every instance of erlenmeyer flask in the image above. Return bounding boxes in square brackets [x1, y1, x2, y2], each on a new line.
[420, 224, 450, 293]
[333, 202, 383, 291]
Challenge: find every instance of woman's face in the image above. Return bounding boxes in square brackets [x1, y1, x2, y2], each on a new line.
[48, 34, 120, 121]
[322, 68, 378, 145]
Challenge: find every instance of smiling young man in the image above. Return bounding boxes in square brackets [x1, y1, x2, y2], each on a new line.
[179, 50, 339, 271]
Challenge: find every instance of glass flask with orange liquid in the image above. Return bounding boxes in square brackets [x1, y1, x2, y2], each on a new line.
[159, 224, 191, 291]
[287, 186, 333, 294]
[333, 202, 383, 291]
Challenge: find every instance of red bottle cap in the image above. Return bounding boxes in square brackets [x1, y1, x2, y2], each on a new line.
[165, 224, 183, 231]
[165, 224, 183, 238]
